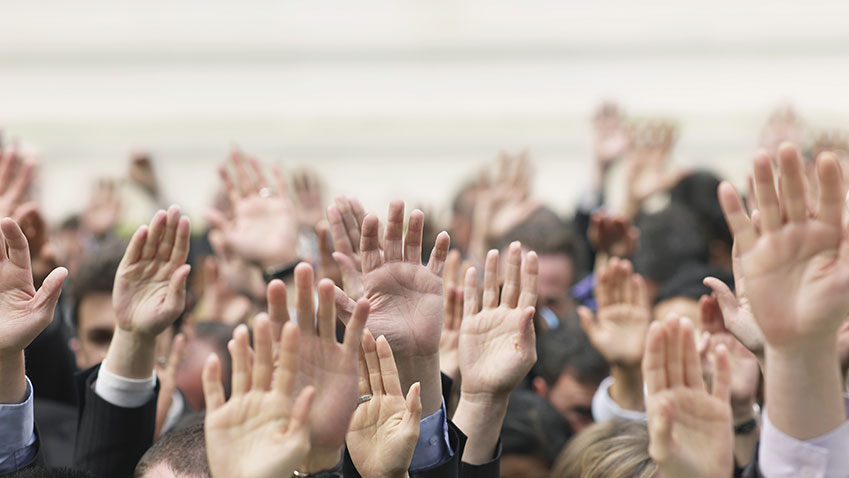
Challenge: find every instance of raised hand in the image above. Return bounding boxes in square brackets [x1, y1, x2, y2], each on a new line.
[203, 318, 315, 478]
[593, 101, 630, 168]
[327, 195, 368, 299]
[718, 145, 849, 440]
[109, 206, 191, 379]
[452, 242, 538, 464]
[291, 168, 326, 229]
[291, 263, 369, 472]
[644, 315, 733, 478]
[113, 206, 191, 337]
[0, 218, 68, 403]
[579, 257, 651, 368]
[587, 211, 640, 258]
[347, 333, 421, 478]
[0, 147, 33, 218]
[205, 151, 299, 271]
[81, 178, 121, 237]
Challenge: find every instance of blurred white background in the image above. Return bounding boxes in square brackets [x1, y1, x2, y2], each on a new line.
[1, 0, 848, 222]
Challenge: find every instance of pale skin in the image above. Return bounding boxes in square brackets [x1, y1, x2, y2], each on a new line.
[579, 257, 651, 412]
[0, 218, 68, 404]
[107, 206, 191, 379]
[452, 242, 539, 465]
[203, 318, 315, 478]
[718, 144, 849, 440]
[346, 333, 421, 478]
[266, 263, 369, 473]
[334, 201, 451, 419]
[644, 315, 734, 478]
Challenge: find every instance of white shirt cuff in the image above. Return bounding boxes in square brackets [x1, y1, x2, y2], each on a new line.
[94, 362, 156, 408]
[759, 397, 849, 478]
[591, 376, 647, 423]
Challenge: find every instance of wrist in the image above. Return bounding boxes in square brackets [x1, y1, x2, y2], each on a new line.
[299, 446, 342, 474]
[104, 327, 158, 379]
[395, 352, 442, 416]
[609, 365, 645, 411]
[0, 350, 26, 404]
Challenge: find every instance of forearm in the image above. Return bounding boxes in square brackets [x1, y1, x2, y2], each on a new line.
[609, 365, 645, 411]
[0, 351, 26, 404]
[452, 392, 508, 465]
[104, 328, 158, 379]
[765, 342, 846, 440]
[395, 353, 442, 416]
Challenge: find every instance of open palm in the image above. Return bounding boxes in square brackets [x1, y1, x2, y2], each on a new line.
[459, 243, 538, 396]
[113, 206, 191, 335]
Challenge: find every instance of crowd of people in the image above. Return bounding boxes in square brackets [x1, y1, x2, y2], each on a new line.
[1, 103, 848, 478]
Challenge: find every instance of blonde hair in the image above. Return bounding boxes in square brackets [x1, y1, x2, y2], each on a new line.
[550, 419, 657, 478]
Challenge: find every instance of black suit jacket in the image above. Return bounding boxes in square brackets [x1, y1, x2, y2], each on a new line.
[73, 364, 159, 478]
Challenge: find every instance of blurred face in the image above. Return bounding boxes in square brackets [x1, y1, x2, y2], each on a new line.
[176, 338, 220, 411]
[72, 292, 116, 370]
[537, 253, 575, 320]
[653, 296, 701, 330]
[542, 369, 597, 433]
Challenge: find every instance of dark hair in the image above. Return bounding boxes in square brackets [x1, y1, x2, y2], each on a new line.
[134, 423, 209, 478]
[67, 240, 127, 329]
[669, 170, 732, 247]
[631, 204, 710, 284]
[490, 207, 589, 281]
[655, 263, 734, 304]
[4, 468, 94, 478]
[536, 322, 609, 387]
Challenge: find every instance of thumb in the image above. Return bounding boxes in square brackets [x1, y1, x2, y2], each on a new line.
[577, 305, 597, 338]
[32, 267, 69, 317]
[403, 382, 423, 429]
[703, 277, 738, 317]
[165, 264, 191, 316]
[334, 285, 357, 324]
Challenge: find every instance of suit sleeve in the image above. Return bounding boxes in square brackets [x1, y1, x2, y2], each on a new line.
[73, 364, 159, 478]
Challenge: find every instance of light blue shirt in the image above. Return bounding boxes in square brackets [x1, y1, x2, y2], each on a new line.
[0, 377, 37, 473]
[409, 399, 454, 471]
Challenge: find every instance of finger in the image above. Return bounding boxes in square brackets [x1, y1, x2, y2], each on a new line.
[608, 257, 623, 304]
[463, 267, 480, 318]
[271, 165, 288, 197]
[403, 382, 423, 429]
[680, 318, 705, 391]
[167, 217, 191, 269]
[289, 386, 316, 432]
[376, 335, 403, 396]
[443, 279, 458, 328]
[252, 314, 274, 391]
[0, 218, 32, 270]
[350, 197, 366, 227]
[362, 330, 383, 395]
[317, 279, 337, 342]
[201, 353, 225, 412]
[443, 249, 461, 289]
[218, 165, 241, 205]
[327, 204, 355, 256]
[31, 267, 69, 320]
[273, 322, 301, 395]
[703, 277, 739, 322]
[0, 149, 15, 192]
[267, 279, 290, 345]
[229, 324, 251, 396]
[643, 321, 667, 393]
[165, 264, 191, 317]
[342, 299, 370, 359]
[334, 286, 356, 325]
[753, 150, 782, 231]
[577, 305, 597, 341]
[294, 263, 316, 336]
[452, 286, 464, 329]
[816, 152, 844, 228]
[141, 210, 168, 260]
[718, 182, 756, 253]
[665, 315, 684, 387]
[711, 343, 732, 402]
[777, 143, 808, 223]
[357, 334, 371, 396]
[621, 259, 635, 304]
[518, 251, 539, 309]
[360, 214, 383, 273]
[384, 200, 405, 262]
[156, 205, 181, 262]
[247, 157, 268, 189]
[404, 209, 424, 264]
[633, 274, 650, 310]
[7, 161, 32, 206]
[336, 196, 362, 253]
[481, 249, 499, 309]
[500, 241, 522, 308]
[333, 252, 363, 297]
[231, 152, 256, 196]
[596, 262, 613, 308]
[426, 231, 451, 276]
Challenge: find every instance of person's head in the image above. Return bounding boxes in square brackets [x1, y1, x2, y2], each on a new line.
[4, 468, 94, 478]
[632, 204, 710, 303]
[135, 423, 210, 478]
[550, 419, 657, 478]
[176, 322, 235, 411]
[533, 324, 609, 433]
[654, 264, 733, 331]
[669, 171, 733, 270]
[492, 207, 588, 320]
[67, 240, 126, 370]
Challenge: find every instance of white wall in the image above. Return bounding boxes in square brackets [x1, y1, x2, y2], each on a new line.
[1, 0, 848, 222]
